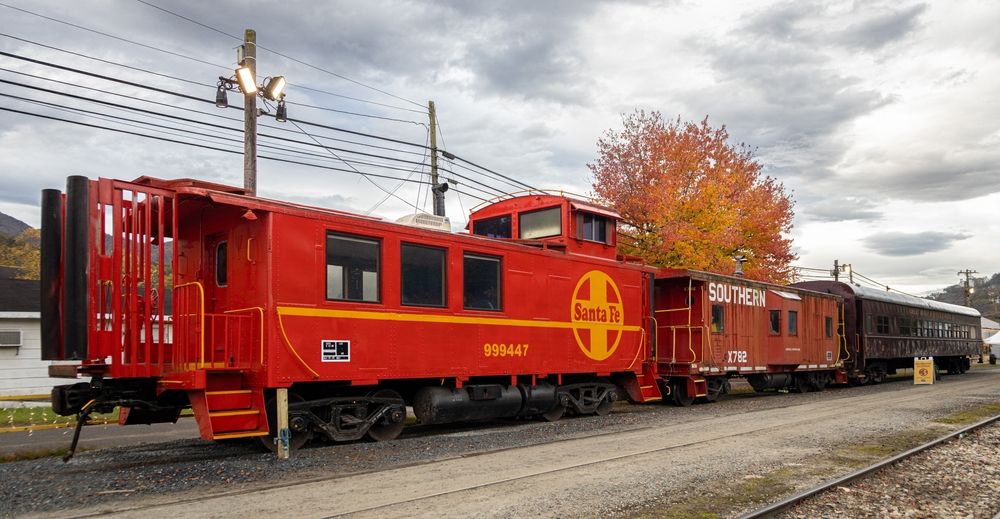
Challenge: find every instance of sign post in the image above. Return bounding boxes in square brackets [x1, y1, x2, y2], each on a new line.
[914, 356, 934, 385]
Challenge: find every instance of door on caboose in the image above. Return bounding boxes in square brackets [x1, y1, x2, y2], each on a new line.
[204, 233, 229, 314]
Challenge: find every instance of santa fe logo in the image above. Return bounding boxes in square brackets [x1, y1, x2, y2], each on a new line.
[571, 270, 627, 361]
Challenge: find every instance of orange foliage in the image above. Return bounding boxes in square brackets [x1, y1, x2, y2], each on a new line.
[589, 111, 796, 282]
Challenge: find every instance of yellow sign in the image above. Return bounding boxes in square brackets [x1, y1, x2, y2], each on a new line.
[571, 270, 627, 361]
[914, 356, 934, 385]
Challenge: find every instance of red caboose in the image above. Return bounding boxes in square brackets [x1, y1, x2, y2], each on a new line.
[42, 176, 663, 452]
[651, 269, 842, 403]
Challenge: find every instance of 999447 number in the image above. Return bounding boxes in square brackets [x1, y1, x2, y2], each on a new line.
[483, 343, 529, 357]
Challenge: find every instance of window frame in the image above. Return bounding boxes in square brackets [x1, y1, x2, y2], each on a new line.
[518, 206, 562, 240]
[576, 211, 611, 244]
[325, 231, 382, 304]
[768, 309, 781, 335]
[471, 214, 512, 239]
[463, 252, 503, 311]
[788, 310, 798, 336]
[875, 315, 890, 335]
[400, 242, 447, 308]
[215, 240, 228, 288]
[711, 304, 724, 334]
[825, 316, 833, 338]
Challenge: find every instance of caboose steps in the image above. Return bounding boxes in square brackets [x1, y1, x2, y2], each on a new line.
[189, 384, 269, 441]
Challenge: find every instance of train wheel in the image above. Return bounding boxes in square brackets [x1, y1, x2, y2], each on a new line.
[366, 389, 406, 442]
[539, 403, 566, 422]
[793, 375, 810, 394]
[259, 391, 312, 452]
[671, 381, 694, 407]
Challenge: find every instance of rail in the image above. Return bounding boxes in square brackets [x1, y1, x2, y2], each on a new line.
[736, 413, 1000, 518]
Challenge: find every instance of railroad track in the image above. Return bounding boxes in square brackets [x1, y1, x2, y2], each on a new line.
[737, 413, 1000, 519]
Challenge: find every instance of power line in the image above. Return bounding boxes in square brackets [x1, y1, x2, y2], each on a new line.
[0, 105, 496, 200]
[130, 0, 426, 109]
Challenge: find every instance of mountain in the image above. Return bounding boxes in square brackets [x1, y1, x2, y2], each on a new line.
[928, 272, 1000, 321]
[0, 211, 30, 238]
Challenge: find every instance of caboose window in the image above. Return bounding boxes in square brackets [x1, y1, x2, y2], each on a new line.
[769, 310, 780, 335]
[326, 233, 380, 303]
[464, 253, 501, 311]
[519, 207, 561, 239]
[401, 243, 446, 307]
[577, 212, 610, 244]
[711, 304, 724, 333]
[472, 215, 512, 238]
[825, 316, 833, 338]
[215, 241, 227, 287]
[876, 315, 890, 334]
[788, 310, 798, 336]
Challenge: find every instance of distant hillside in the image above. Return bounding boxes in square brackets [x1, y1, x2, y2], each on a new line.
[0, 211, 30, 238]
[928, 272, 1000, 321]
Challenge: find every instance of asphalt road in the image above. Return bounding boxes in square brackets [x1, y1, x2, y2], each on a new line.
[0, 418, 200, 456]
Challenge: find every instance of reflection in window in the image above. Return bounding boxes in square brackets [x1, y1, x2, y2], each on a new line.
[464, 253, 501, 311]
[519, 207, 561, 239]
[577, 212, 610, 243]
[472, 214, 512, 238]
[769, 310, 780, 335]
[401, 244, 446, 307]
[327, 233, 380, 302]
[711, 304, 724, 333]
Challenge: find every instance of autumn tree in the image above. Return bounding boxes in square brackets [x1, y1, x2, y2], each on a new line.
[0, 228, 41, 280]
[589, 111, 796, 282]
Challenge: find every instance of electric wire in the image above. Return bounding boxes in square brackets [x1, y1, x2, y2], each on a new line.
[130, 0, 426, 109]
[1, 49, 530, 195]
[366, 131, 431, 215]
[0, 105, 494, 193]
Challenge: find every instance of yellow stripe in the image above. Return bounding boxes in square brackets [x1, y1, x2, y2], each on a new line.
[206, 390, 252, 396]
[277, 306, 643, 332]
[212, 431, 269, 440]
[209, 409, 258, 418]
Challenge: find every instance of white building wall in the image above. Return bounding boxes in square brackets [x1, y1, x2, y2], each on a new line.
[0, 314, 79, 397]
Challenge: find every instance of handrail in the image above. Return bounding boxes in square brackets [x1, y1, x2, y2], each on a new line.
[173, 282, 205, 368]
[224, 306, 265, 366]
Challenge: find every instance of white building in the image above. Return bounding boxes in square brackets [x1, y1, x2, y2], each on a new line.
[0, 279, 65, 397]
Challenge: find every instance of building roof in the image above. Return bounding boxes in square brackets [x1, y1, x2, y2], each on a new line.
[0, 279, 39, 312]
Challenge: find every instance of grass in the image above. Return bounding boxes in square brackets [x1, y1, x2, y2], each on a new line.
[934, 402, 1000, 425]
[1, 406, 121, 428]
[0, 447, 78, 463]
[633, 468, 795, 518]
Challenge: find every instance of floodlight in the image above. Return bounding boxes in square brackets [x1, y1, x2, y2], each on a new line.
[275, 99, 287, 122]
[215, 84, 229, 108]
[263, 76, 286, 101]
[235, 66, 257, 95]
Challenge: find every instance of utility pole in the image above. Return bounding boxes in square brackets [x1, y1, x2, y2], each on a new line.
[832, 259, 840, 282]
[958, 269, 978, 306]
[243, 29, 257, 196]
[428, 100, 445, 216]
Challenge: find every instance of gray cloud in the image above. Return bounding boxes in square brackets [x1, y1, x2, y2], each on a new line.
[801, 197, 883, 222]
[847, 150, 1000, 202]
[835, 4, 928, 51]
[862, 231, 971, 256]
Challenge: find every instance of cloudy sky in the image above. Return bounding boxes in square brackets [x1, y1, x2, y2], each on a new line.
[0, 0, 997, 295]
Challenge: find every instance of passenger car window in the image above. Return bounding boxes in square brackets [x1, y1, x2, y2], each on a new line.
[401, 243, 446, 307]
[464, 253, 501, 311]
[326, 233, 380, 302]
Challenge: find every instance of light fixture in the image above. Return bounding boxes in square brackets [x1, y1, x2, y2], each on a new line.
[263, 76, 286, 101]
[235, 66, 257, 95]
[275, 99, 287, 122]
[215, 84, 229, 108]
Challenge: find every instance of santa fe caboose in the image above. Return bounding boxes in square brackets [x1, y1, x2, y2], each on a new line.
[37, 175, 965, 456]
